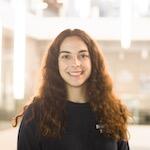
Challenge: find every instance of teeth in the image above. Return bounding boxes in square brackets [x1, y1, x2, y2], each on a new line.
[69, 72, 82, 76]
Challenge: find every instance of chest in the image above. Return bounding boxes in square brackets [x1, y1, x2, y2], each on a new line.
[39, 123, 118, 150]
[39, 108, 118, 150]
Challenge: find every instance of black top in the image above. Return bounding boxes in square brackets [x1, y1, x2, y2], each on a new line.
[17, 100, 130, 150]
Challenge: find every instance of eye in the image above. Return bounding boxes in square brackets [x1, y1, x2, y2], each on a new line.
[61, 54, 71, 59]
[80, 53, 89, 58]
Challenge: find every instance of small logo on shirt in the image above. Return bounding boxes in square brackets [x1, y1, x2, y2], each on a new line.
[95, 124, 104, 134]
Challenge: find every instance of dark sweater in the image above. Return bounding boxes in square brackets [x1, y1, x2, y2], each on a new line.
[17, 100, 130, 150]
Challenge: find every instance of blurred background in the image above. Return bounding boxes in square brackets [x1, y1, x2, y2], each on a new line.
[0, 0, 150, 149]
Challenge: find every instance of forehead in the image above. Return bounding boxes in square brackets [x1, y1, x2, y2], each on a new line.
[59, 36, 88, 53]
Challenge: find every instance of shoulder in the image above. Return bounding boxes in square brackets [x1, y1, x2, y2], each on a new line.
[22, 102, 41, 123]
[18, 103, 41, 140]
[17, 103, 41, 150]
[117, 140, 130, 150]
[19, 102, 41, 133]
[22, 104, 34, 122]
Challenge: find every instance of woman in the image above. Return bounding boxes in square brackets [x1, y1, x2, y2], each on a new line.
[14, 29, 130, 150]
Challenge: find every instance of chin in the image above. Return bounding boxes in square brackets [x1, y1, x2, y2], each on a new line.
[67, 82, 85, 88]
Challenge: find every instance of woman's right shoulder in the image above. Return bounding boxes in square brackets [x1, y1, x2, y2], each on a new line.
[23, 104, 34, 120]
[21, 102, 40, 126]
[18, 103, 41, 138]
[18, 103, 41, 147]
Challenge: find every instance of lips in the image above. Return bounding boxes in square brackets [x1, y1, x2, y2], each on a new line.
[68, 71, 83, 76]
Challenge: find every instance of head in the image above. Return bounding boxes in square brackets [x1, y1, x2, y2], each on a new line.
[58, 35, 92, 92]
[41, 29, 106, 100]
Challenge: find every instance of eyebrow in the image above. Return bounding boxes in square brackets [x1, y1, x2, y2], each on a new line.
[59, 50, 89, 54]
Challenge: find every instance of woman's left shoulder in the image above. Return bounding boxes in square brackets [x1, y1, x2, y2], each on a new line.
[117, 140, 130, 150]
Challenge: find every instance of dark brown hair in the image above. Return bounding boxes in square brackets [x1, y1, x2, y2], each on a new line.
[13, 29, 130, 141]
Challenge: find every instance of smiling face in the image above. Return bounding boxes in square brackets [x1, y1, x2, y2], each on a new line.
[58, 36, 92, 90]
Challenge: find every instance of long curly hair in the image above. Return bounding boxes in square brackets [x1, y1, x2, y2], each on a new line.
[13, 29, 130, 141]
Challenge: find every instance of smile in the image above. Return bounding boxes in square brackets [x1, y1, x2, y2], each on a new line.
[68, 71, 83, 76]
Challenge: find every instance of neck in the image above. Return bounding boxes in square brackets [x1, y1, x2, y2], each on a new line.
[67, 85, 87, 103]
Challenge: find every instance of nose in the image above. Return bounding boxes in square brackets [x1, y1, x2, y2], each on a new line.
[72, 56, 81, 66]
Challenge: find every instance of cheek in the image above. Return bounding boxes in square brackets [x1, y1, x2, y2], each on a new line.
[58, 62, 67, 74]
[86, 61, 92, 77]
[58, 61, 63, 75]
[85, 60, 92, 71]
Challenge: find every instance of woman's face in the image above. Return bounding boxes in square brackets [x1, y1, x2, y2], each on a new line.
[58, 36, 92, 89]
